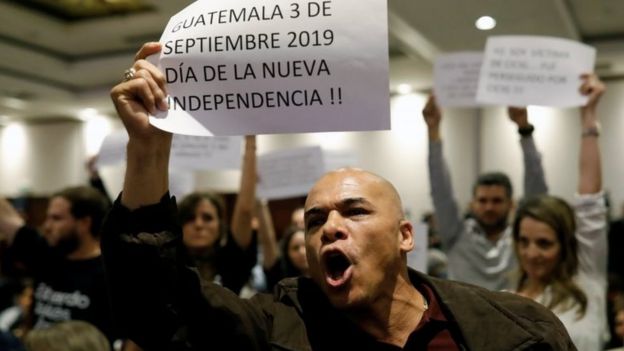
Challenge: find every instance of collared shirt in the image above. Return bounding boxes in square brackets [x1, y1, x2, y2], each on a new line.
[376, 282, 461, 350]
[348, 272, 463, 350]
[428, 138, 547, 290]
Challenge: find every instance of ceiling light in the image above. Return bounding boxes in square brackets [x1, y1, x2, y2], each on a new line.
[475, 16, 496, 31]
[79, 108, 98, 120]
[397, 84, 413, 95]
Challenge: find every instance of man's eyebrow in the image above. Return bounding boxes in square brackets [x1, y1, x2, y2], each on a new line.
[305, 197, 371, 218]
[340, 197, 370, 207]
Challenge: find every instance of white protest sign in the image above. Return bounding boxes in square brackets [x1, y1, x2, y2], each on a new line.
[170, 135, 243, 170]
[147, 0, 390, 136]
[96, 130, 243, 171]
[406, 222, 428, 273]
[169, 171, 196, 199]
[433, 52, 483, 107]
[97, 165, 195, 200]
[96, 130, 128, 168]
[257, 146, 324, 200]
[323, 150, 358, 172]
[476, 36, 596, 107]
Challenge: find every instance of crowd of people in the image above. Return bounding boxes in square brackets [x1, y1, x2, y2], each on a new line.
[0, 40, 621, 351]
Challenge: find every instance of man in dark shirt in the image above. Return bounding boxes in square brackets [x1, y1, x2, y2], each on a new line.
[0, 186, 114, 341]
[100, 42, 577, 350]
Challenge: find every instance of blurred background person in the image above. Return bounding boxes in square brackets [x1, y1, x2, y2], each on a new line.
[511, 73, 608, 351]
[178, 136, 258, 296]
[0, 187, 115, 342]
[423, 96, 548, 290]
[24, 320, 109, 351]
[257, 200, 309, 292]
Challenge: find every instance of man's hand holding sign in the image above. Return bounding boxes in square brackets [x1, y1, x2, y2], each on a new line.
[111, 42, 171, 209]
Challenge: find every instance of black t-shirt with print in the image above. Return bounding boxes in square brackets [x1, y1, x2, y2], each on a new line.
[11, 226, 115, 341]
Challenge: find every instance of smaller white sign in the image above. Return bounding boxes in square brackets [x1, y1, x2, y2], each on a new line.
[476, 35, 596, 107]
[96, 130, 243, 171]
[406, 223, 428, 273]
[257, 146, 324, 200]
[433, 52, 483, 107]
[96, 130, 128, 168]
[170, 135, 243, 170]
[169, 171, 196, 200]
[323, 150, 358, 172]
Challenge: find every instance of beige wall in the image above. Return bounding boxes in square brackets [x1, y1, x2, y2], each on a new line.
[2, 83, 621, 219]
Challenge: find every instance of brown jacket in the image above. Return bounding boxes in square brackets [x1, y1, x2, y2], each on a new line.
[101, 194, 575, 351]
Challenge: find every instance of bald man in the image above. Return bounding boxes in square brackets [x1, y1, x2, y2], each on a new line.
[101, 42, 575, 350]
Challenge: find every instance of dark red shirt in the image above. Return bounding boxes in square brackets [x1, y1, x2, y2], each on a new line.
[407, 283, 461, 350]
[377, 282, 463, 350]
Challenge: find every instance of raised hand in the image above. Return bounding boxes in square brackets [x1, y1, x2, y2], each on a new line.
[110, 42, 170, 144]
[111, 42, 172, 209]
[507, 107, 530, 129]
[579, 73, 606, 121]
[0, 198, 24, 241]
[422, 95, 442, 141]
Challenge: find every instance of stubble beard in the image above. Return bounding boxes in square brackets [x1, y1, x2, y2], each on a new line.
[52, 229, 81, 257]
[477, 214, 508, 234]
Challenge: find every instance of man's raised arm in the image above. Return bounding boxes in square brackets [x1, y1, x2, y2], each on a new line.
[423, 96, 463, 249]
[110, 42, 171, 209]
[508, 107, 549, 197]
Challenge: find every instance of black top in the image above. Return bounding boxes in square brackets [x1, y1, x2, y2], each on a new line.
[11, 227, 115, 341]
[191, 228, 257, 295]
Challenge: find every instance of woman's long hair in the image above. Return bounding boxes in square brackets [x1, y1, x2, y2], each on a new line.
[280, 225, 306, 277]
[512, 195, 588, 318]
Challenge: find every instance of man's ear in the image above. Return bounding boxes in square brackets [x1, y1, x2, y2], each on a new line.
[399, 220, 414, 253]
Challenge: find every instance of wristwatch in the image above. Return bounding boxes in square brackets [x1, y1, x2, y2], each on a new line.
[518, 124, 535, 137]
[581, 125, 600, 137]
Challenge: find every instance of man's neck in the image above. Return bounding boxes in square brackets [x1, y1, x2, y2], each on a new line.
[484, 228, 505, 242]
[66, 236, 101, 260]
[479, 223, 508, 243]
[347, 274, 427, 348]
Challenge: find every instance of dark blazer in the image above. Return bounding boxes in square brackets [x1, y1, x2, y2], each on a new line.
[101, 194, 575, 351]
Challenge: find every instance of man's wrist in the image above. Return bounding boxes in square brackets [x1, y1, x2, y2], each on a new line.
[518, 124, 535, 137]
[427, 128, 441, 142]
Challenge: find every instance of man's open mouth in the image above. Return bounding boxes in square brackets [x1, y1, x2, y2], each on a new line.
[323, 250, 353, 288]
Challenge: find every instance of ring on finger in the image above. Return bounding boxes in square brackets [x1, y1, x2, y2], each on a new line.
[123, 67, 136, 82]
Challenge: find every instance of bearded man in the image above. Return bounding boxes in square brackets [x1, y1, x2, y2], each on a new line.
[0, 186, 114, 341]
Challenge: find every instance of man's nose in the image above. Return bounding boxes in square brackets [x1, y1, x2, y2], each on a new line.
[42, 219, 52, 234]
[321, 210, 348, 244]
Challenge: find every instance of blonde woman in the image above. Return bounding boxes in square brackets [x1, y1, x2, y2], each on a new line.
[512, 73, 608, 350]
